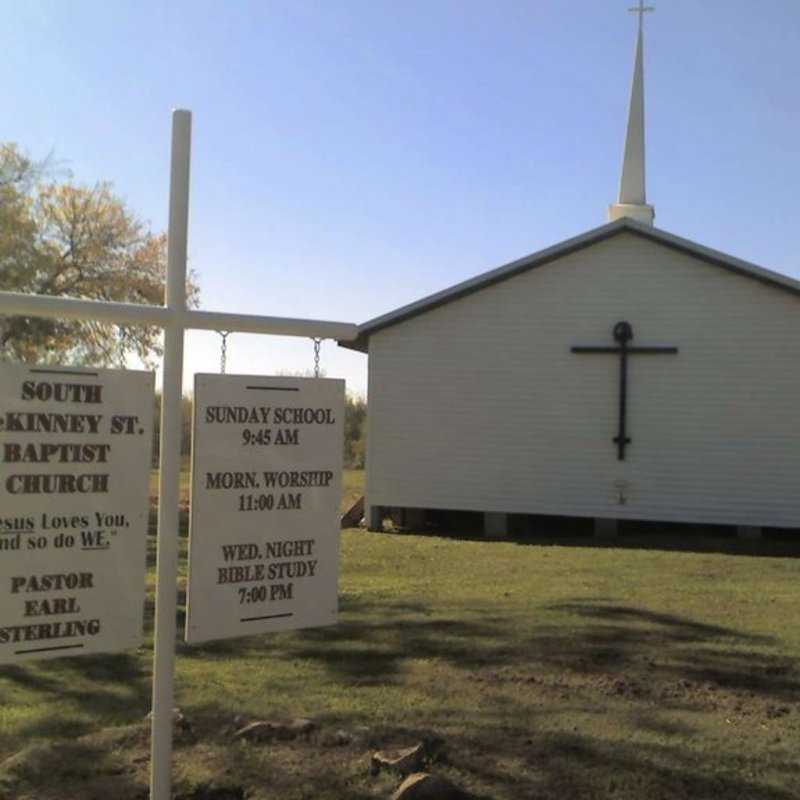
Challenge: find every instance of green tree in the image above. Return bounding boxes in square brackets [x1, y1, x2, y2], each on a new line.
[0, 143, 198, 366]
[151, 391, 194, 465]
[344, 393, 367, 468]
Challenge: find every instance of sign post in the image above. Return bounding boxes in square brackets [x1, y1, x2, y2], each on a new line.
[0, 109, 358, 800]
[149, 109, 191, 800]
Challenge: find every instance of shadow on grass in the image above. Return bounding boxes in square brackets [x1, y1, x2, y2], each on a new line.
[543, 602, 769, 642]
[535, 600, 798, 701]
[178, 596, 508, 684]
[179, 593, 799, 709]
[181, 693, 799, 800]
[443, 721, 800, 800]
[0, 650, 151, 741]
[5, 593, 797, 799]
[0, 734, 147, 800]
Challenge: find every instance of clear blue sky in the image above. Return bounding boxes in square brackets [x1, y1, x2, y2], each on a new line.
[5, 1, 799, 395]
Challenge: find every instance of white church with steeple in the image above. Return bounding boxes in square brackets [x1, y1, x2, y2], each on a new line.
[340, 4, 800, 538]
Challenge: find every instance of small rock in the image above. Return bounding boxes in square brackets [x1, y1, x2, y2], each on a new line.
[233, 718, 315, 743]
[352, 724, 372, 744]
[285, 717, 316, 738]
[766, 705, 790, 719]
[233, 721, 274, 743]
[371, 743, 426, 776]
[322, 729, 352, 747]
[391, 772, 469, 800]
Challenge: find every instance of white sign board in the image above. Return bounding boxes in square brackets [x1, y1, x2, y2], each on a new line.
[185, 374, 344, 644]
[0, 364, 154, 663]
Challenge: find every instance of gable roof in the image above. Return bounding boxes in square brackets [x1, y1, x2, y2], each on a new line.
[339, 218, 800, 352]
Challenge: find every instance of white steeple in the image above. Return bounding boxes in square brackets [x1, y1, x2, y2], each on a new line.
[609, 1, 655, 226]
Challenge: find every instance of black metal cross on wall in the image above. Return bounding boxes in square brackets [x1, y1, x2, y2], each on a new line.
[571, 321, 678, 460]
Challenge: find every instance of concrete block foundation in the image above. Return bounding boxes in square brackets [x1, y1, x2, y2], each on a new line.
[367, 505, 383, 532]
[737, 525, 762, 540]
[483, 512, 509, 539]
[594, 518, 619, 538]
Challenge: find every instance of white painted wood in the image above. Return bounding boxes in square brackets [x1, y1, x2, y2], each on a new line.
[366, 232, 800, 529]
[609, 202, 654, 226]
[0, 291, 174, 327]
[185, 374, 343, 644]
[609, 3, 655, 225]
[0, 292, 357, 341]
[150, 107, 191, 800]
[0, 364, 154, 664]
[619, 22, 647, 205]
[182, 309, 356, 340]
[344, 220, 800, 351]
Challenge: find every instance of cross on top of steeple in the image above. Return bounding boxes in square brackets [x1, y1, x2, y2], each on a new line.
[629, 0, 655, 30]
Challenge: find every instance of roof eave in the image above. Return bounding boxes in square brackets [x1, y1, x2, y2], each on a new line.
[337, 218, 800, 350]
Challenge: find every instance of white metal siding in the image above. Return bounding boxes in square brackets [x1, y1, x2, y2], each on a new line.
[365, 232, 800, 528]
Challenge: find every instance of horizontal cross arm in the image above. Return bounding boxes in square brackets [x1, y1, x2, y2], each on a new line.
[571, 345, 678, 354]
[571, 346, 620, 353]
[0, 290, 359, 341]
[627, 346, 678, 354]
[185, 309, 357, 340]
[0, 290, 173, 327]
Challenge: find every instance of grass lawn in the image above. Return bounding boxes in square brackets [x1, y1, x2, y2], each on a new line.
[2, 488, 800, 799]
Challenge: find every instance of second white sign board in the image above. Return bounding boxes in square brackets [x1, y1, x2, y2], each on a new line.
[185, 374, 344, 644]
[0, 364, 154, 663]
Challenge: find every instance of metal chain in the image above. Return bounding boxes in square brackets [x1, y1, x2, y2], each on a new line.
[313, 338, 322, 378]
[217, 331, 231, 374]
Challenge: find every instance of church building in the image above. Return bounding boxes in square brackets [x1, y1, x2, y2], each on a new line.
[339, 7, 800, 538]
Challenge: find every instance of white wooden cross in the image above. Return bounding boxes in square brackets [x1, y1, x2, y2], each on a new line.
[629, 0, 655, 31]
[0, 110, 357, 800]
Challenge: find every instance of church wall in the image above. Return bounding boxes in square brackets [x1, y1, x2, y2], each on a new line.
[365, 231, 800, 528]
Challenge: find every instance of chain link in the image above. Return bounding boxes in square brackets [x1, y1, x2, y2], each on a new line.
[218, 333, 322, 376]
[217, 331, 230, 374]
[313, 338, 322, 378]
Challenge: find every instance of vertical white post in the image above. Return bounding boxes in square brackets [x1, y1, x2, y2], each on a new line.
[150, 109, 191, 800]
